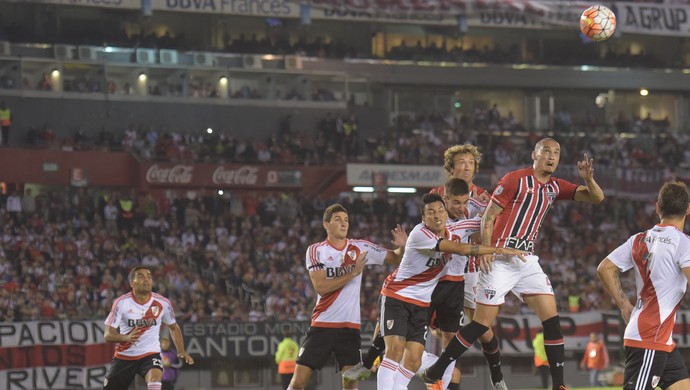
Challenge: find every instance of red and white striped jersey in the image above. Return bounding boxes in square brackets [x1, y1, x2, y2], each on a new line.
[381, 223, 451, 307]
[305, 239, 388, 329]
[490, 167, 578, 253]
[607, 225, 690, 352]
[105, 292, 176, 360]
[440, 217, 482, 282]
[430, 184, 488, 220]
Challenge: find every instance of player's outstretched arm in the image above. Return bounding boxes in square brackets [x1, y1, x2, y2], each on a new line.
[597, 258, 633, 323]
[169, 323, 194, 365]
[437, 239, 526, 263]
[574, 153, 605, 204]
[309, 251, 368, 295]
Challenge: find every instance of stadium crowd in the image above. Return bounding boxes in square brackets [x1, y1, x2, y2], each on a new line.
[0, 179, 688, 324]
[20, 106, 685, 172]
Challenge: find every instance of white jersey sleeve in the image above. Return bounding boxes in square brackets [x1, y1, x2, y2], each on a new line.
[352, 239, 389, 266]
[606, 235, 635, 272]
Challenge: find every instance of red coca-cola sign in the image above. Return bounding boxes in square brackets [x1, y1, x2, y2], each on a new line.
[212, 166, 259, 185]
[146, 164, 194, 184]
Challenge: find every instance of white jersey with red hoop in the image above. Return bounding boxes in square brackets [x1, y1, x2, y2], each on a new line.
[491, 167, 578, 253]
[105, 292, 176, 360]
[305, 238, 388, 329]
[381, 223, 451, 307]
[606, 225, 690, 352]
[440, 217, 481, 282]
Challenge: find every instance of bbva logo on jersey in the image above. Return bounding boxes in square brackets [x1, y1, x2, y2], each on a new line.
[128, 318, 158, 327]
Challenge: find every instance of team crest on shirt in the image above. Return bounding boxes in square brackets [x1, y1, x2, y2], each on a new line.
[151, 306, 159, 317]
[484, 288, 496, 300]
[494, 185, 503, 196]
[347, 250, 357, 260]
[651, 376, 660, 388]
[387, 320, 394, 330]
[546, 191, 556, 203]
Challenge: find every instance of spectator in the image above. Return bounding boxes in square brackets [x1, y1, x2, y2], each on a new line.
[580, 332, 609, 387]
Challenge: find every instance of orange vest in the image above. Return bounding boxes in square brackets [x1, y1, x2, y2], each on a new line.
[582, 341, 608, 370]
[278, 360, 296, 374]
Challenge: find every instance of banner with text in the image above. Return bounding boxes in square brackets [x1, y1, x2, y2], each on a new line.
[179, 311, 690, 359]
[142, 163, 303, 189]
[0, 321, 113, 390]
[14, 0, 689, 34]
[346, 163, 446, 188]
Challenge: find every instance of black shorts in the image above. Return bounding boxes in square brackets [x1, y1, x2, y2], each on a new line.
[429, 280, 465, 332]
[379, 295, 429, 345]
[296, 327, 361, 371]
[103, 353, 163, 390]
[623, 346, 689, 390]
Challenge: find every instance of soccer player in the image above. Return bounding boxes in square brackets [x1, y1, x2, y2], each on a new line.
[431, 144, 490, 217]
[346, 179, 478, 387]
[598, 181, 690, 390]
[103, 266, 194, 390]
[433, 145, 507, 390]
[423, 138, 604, 390]
[376, 193, 526, 390]
[288, 204, 407, 390]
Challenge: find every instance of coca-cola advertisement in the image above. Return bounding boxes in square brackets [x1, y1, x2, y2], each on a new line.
[141, 163, 302, 189]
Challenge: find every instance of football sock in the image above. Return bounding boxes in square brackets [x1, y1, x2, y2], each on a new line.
[392, 364, 415, 390]
[376, 357, 398, 390]
[147, 382, 162, 390]
[481, 335, 504, 384]
[425, 321, 489, 381]
[363, 333, 386, 369]
[542, 315, 565, 389]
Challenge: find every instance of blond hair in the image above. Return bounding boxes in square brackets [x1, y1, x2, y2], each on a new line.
[443, 144, 481, 174]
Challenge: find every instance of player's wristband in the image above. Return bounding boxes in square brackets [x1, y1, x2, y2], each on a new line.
[434, 238, 443, 251]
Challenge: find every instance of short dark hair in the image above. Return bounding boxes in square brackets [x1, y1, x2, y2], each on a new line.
[421, 193, 445, 215]
[129, 266, 150, 284]
[323, 203, 348, 222]
[658, 181, 689, 219]
[444, 178, 470, 197]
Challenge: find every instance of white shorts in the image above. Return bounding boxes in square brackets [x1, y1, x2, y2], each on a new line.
[474, 254, 553, 306]
[463, 271, 479, 310]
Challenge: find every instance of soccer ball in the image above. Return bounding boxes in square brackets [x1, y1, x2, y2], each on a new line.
[580, 5, 617, 42]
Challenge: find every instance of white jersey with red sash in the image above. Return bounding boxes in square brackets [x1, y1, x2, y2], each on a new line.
[381, 223, 451, 307]
[607, 225, 690, 352]
[105, 292, 176, 360]
[305, 239, 388, 329]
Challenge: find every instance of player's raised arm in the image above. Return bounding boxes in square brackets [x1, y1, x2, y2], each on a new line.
[574, 153, 605, 204]
[384, 224, 407, 266]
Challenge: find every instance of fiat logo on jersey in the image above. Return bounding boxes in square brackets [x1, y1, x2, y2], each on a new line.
[484, 288, 496, 300]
